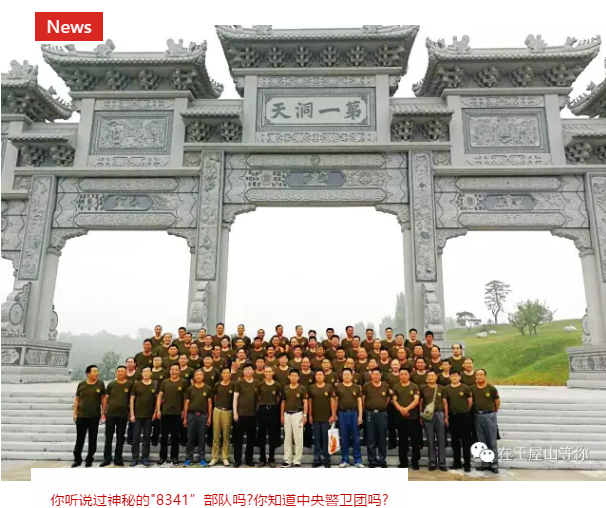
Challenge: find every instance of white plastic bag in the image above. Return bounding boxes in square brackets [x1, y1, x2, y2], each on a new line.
[328, 424, 340, 455]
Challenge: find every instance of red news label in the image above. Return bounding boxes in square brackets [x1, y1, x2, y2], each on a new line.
[35, 12, 103, 41]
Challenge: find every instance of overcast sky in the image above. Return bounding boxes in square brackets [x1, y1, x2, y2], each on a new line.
[1, 6, 603, 338]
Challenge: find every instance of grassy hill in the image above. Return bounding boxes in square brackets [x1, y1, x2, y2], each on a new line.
[446, 319, 582, 386]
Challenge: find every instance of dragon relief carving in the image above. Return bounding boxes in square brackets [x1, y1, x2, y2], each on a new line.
[1, 282, 31, 336]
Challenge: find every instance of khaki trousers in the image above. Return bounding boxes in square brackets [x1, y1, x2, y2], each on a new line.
[284, 411, 304, 465]
[211, 407, 232, 461]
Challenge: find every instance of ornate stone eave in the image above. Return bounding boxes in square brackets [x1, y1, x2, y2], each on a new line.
[414, 34, 601, 97]
[562, 119, 606, 165]
[216, 25, 419, 96]
[9, 124, 78, 167]
[181, 101, 243, 119]
[41, 40, 224, 99]
[569, 58, 606, 118]
[390, 98, 453, 143]
[1, 61, 74, 121]
[181, 100, 243, 143]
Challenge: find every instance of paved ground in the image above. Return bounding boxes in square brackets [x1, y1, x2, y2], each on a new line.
[2, 460, 605, 481]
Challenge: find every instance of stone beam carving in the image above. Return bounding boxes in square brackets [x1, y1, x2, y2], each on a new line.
[434, 176, 588, 230]
[410, 152, 437, 282]
[0, 282, 31, 337]
[188, 281, 210, 330]
[48, 228, 88, 256]
[581, 312, 591, 346]
[551, 229, 593, 257]
[53, 178, 198, 230]
[375, 204, 410, 230]
[422, 283, 444, 341]
[167, 228, 197, 254]
[436, 229, 468, 255]
[222, 204, 257, 231]
[195, 153, 222, 280]
[1, 199, 28, 252]
[224, 153, 408, 205]
[568, 346, 606, 372]
[48, 304, 58, 341]
[18, 176, 55, 281]
[588, 175, 606, 282]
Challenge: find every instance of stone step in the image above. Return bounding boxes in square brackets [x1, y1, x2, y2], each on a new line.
[4, 440, 606, 460]
[498, 409, 606, 418]
[502, 431, 606, 442]
[2, 450, 605, 470]
[1, 403, 75, 411]
[497, 423, 605, 434]
[497, 415, 606, 425]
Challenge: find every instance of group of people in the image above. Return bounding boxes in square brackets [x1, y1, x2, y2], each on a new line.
[72, 324, 500, 472]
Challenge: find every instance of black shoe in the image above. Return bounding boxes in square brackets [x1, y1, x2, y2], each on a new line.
[130, 461, 138, 467]
[490, 467, 499, 474]
[451, 463, 463, 470]
[246, 461, 255, 468]
[85, 462, 93, 468]
[294, 464, 301, 468]
[99, 461, 111, 467]
[258, 462, 267, 468]
[171, 460, 179, 467]
[412, 464, 419, 471]
[476, 465, 489, 471]
[234, 462, 242, 468]
[388, 444, 397, 450]
[281, 462, 291, 468]
[127, 440, 133, 446]
[369, 463, 377, 468]
[381, 464, 388, 468]
[312, 463, 321, 468]
[114, 460, 125, 467]
[439, 466, 448, 472]
[325, 464, 331, 468]
[464, 466, 471, 472]
[428, 466, 437, 471]
[151, 442, 159, 447]
[398, 463, 407, 468]
[157, 459, 167, 466]
[71, 461, 82, 468]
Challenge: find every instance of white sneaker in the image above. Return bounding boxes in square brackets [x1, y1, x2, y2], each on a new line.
[222, 459, 230, 467]
[339, 462, 349, 468]
[355, 463, 365, 468]
[208, 460, 218, 467]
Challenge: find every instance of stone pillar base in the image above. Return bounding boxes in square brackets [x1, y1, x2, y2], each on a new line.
[566, 346, 606, 390]
[1, 337, 72, 383]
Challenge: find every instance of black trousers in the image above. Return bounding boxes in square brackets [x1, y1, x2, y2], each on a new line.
[73, 417, 100, 464]
[151, 419, 161, 445]
[303, 420, 313, 448]
[234, 415, 257, 464]
[450, 412, 472, 467]
[160, 414, 182, 461]
[257, 405, 280, 463]
[132, 418, 153, 462]
[127, 421, 135, 444]
[103, 416, 128, 462]
[387, 403, 398, 448]
[397, 416, 421, 467]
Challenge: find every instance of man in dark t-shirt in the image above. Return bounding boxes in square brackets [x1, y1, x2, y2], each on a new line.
[100, 365, 133, 467]
[72, 365, 105, 468]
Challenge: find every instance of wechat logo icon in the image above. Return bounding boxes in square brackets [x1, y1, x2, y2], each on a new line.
[471, 442, 495, 463]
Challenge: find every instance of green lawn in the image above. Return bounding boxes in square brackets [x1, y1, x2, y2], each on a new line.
[446, 319, 582, 386]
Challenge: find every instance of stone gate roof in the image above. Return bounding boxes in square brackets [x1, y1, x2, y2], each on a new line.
[1, 60, 74, 121]
[569, 58, 606, 118]
[40, 40, 224, 99]
[215, 25, 420, 96]
[414, 34, 601, 97]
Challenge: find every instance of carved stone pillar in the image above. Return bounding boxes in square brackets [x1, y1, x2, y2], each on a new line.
[217, 204, 257, 323]
[1, 177, 76, 383]
[185, 152, 224, 331]
[552, 228, 606, 389]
